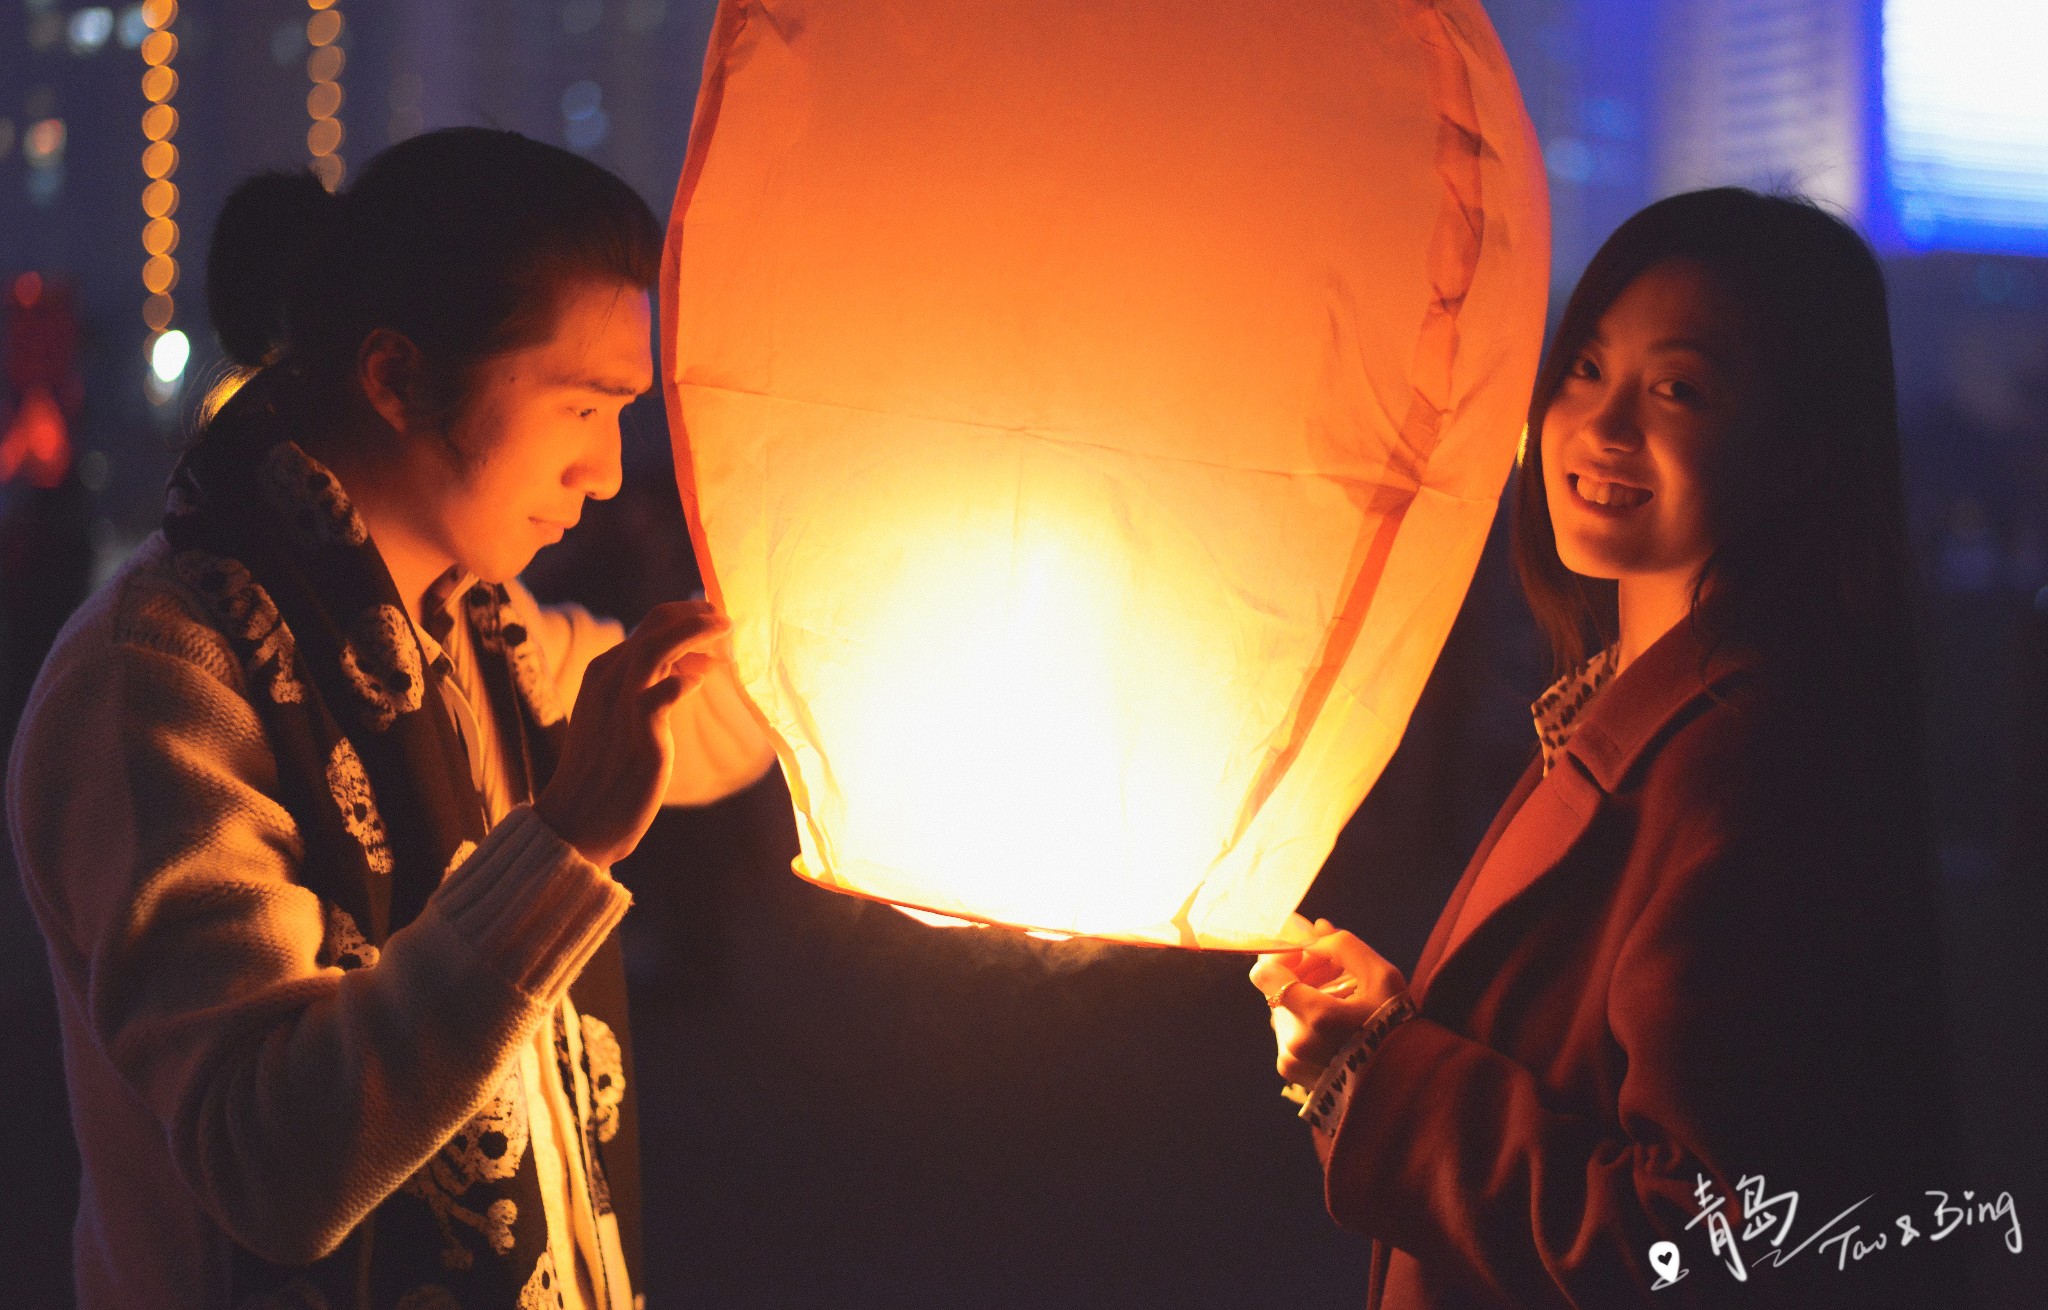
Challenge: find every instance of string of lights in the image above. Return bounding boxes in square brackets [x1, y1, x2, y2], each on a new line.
[307, 0, 345, 190]
[139, 0, 188, 400]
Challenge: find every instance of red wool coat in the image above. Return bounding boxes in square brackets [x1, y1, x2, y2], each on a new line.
[1323, 619, 1963, 1308]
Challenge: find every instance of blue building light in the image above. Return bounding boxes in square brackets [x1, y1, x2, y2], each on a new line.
[1882, 0, 2048, 254]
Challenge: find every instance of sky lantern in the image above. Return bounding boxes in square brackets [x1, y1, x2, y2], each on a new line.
[663, 0, 1549, 949]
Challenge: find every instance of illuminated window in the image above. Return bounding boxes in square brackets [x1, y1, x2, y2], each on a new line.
[1885, 0, 2048, 252]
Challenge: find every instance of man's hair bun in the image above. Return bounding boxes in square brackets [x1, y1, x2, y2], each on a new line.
[205, 170, 339, 368]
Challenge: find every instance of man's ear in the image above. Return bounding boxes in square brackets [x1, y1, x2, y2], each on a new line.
[357, 328, 425, 436]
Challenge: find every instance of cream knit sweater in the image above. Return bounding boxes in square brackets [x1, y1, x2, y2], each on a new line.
[6, 531, 756, 1308]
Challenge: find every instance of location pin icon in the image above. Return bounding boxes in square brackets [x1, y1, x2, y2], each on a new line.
[1649, 1240, 1683, 1285]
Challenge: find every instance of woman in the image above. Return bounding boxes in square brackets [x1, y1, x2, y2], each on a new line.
[1251, 189, 1961, 1307]
[6, 129, 774, 1308]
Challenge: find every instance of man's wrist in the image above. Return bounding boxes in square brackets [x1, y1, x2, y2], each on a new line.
[531, 793, 608, 868]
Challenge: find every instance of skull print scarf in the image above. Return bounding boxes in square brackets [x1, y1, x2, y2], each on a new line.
[162, 368, 642, 1309]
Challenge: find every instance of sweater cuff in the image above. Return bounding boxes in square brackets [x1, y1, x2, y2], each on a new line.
[1300, 991, 1417, 1141]
[426, 804, 631, 1001]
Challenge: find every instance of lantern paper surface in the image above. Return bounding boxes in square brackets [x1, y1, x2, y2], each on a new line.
[665, 0, 1550, 949]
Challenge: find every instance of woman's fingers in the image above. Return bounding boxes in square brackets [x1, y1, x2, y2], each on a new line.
[1281, 912, 1320, 945]
[1301, 928, 1371, 970]
[1249, 953, 1301, 1001]
[1278, 1050, 1326, 1087]
[1302, 928, 1407, 996]
[1290, 952, 1346, 990]
[1273, 974, 1347, 1026]
[1274, 987, 1349, 1083]
[1256, 926, 1410, 1089]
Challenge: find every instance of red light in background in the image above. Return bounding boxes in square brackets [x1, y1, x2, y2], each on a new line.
[0, 387, 72, 490]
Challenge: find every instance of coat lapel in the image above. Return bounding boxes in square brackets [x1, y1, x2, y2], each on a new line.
[1421, 752, 1603, 992]
[1413, 621, 1760, 1003]
[1410, 755, 1541, 995]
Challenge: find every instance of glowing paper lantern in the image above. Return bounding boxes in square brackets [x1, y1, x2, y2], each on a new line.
[665, 0, 1549, 949]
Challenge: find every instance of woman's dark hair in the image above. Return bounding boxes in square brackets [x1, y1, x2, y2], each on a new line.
[1512, 188, 1918, 712]
[205, 127, 662, 425]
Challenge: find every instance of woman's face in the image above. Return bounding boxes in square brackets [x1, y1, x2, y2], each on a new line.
[429, 279, 653, 583]
[1540, 258, 1766, 591]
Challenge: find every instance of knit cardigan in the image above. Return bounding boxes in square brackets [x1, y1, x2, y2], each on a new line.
[6, 531, 769, 1308]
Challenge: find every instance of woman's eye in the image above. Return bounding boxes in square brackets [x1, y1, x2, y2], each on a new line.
[1566, 355, 1600, 382]
[574, 407, 598, 419]
[1654, 379, 1705, 406]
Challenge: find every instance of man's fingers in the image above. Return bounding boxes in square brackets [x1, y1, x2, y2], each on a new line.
[652, 651, 715, 692]
[623, 605, 732, 684]
[640, 670, 693, 716]
[629, 605, 727, 659]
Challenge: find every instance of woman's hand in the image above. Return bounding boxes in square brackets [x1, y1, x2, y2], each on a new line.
[1249, 915, 1408, 1088]
[535, 600, 731, 867]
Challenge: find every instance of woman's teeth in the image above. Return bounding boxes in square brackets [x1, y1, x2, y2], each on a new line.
[1575, 475, 1650, 509]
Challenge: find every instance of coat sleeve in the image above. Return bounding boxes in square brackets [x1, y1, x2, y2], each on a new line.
[6, 618, 630, 1268]
[506, 581, 776, 807]
[1319, 727, 1950, 1307]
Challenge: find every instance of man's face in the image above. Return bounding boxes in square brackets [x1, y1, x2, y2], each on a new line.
[429, 279, 654, 583]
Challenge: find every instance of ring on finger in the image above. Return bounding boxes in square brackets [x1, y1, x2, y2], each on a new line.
[1264, 980, 1296, 1009]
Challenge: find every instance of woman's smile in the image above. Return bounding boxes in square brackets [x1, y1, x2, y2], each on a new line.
[1565, 471, 1653, 512]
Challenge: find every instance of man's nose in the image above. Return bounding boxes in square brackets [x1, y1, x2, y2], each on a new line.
[572, 430, 624, 502]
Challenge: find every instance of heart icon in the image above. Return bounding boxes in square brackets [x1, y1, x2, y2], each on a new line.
[1649, 1239, 1686, 1287]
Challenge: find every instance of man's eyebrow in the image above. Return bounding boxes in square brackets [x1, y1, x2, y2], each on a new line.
[547, 372, 649, 397]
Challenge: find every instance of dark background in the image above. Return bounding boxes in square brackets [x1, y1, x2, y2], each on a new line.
[5, 1, 2046, 1305]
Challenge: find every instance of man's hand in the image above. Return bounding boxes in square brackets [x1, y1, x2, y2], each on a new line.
[535, 601, 730, 867]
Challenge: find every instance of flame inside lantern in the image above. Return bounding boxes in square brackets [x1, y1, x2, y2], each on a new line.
[782, 489, 1259, 943]
[666, 0, 1550, 949]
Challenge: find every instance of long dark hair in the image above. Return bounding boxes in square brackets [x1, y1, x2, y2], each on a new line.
[1512, 189, 1919, 719]
[204, 127, 661, 428]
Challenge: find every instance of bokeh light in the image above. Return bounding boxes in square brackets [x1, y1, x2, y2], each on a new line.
[150, 329, 191, 384]
[67, 7, 114, 54]
[305, 0, 347, 187]
[139, 0, 183, 399]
